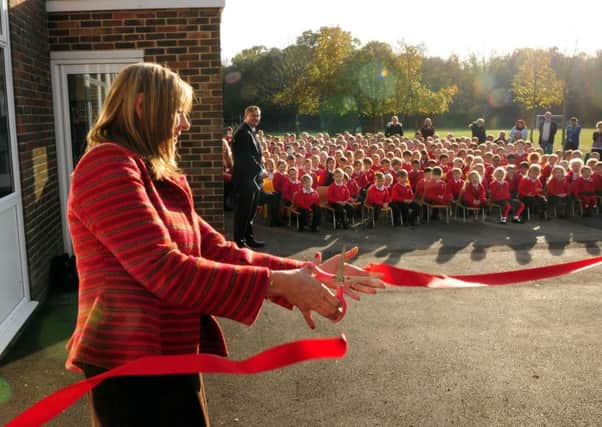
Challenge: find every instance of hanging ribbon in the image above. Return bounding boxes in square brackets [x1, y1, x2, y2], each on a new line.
[365, 256, 602, 288]
[9, 255, 602, 426]
[6, 335, 347, 427]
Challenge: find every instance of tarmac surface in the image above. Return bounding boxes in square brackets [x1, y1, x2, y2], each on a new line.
[1, 212, 601, 426]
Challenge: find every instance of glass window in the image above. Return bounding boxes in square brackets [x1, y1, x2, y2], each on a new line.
[0, 50, 13, 198]
[67, 72, 114, 166]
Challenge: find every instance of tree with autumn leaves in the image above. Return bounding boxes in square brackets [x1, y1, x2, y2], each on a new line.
[512, 49, 564, 116]
[224, 28, 576, 133]
[274, 27, 458, 131]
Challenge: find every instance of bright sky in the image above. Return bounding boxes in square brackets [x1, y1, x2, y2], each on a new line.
[221, 0, 599, 64]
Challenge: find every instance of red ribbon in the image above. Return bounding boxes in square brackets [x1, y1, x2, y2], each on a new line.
[365, 256, 602, 288]
[10, 255, 602, 426]
[6, 336, 347, 427]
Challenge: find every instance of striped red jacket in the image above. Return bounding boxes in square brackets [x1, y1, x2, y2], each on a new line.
[66, 143, 302, 371]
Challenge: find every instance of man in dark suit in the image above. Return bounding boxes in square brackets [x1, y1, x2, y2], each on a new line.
[231, 105, 266, 248]
[538, 111, 557, 154]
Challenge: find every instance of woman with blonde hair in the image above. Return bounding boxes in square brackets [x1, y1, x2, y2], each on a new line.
[67, 63, 383, 426]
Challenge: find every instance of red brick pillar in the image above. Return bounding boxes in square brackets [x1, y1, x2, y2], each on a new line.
[48, 7, 225, 230]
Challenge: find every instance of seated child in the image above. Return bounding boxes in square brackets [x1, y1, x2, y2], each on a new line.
[408, 160, 424, 191]
[461, 170, 488, 208]
[282, 167, 302, 207]
[489, 167, 525, 224]
[447, 167, 465, 201]
[424, 167, 452, 205]
[390, 170, 419, 226]
[546, 165, 570, 217]
[292, 174, 321, 232]
[415, 167, 432, 201]
[574, 166, 597, 215]
[518, 164, 547, 220]
[366, 172, 390, 226]
[327, 168, 355, 229]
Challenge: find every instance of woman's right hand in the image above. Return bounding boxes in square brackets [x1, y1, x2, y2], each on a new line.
[268, 268, 343, 329]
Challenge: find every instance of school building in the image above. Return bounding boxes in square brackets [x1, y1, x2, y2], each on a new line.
[0, 0, 225, 355]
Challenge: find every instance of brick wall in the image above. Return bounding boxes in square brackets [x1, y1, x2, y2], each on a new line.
[47, 8, 225, 230]
[9, 0, 63, 300]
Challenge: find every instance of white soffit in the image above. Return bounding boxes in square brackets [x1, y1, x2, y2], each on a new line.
[47, 0, 225, 13]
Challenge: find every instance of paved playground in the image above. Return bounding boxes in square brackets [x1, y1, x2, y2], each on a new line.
[1, 213, 601, 426]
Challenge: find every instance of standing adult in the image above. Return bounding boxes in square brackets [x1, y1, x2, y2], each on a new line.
[469, 118, 487, 143]
[592, 121, 602, 157]
[565, 117, 581, 151]
[538, 111, 557, 154]
[231, 105, 267, 249]
[67, 63, 383, 426]
[420, 118, 435, 139]
[385, 115, 404, 137]
[509, 119, 528, 143]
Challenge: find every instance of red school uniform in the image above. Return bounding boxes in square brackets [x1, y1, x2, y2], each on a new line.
[402, 161, 413, 172]
[347, 178, 360, 200]
[282, 178, 302, 203]
[594, 174, 602, 192]
[518, 177, 543, 197]
[272, 171, 286, 193]
[574, 177, 597, 207]
[366, 184, 390, 206]
[489, 179, 511, 202]
[353, 171, 369, 189]
[541, 164, 553, 182]
[293, 188, 320, 212]
[506, 174, 520, 196]
[462, 183, 488, 207]
[364, 169, 375, 186]
[327, 182, 351, 204]
[409, 170, 424, 191]
[546, 177, 570, 197]
[574, 177, 596, 196]
[390, 182, 415, 203]
[447, 178, 465, 200]
[564, 171, 580, 195]
[425, 179, 452, 204]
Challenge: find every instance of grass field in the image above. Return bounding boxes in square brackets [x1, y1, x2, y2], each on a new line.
[267, 128, 596, 152]
[436, 128, 595, 152]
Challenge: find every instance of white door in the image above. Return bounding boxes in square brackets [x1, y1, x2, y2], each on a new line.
[51, 51, 143, 253]
[0, 0, 37, 355]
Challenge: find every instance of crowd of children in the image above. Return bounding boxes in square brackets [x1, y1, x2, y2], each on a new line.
[224, 130, 602, 232]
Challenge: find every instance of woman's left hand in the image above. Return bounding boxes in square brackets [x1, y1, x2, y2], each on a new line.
[313, 246, 385, 300]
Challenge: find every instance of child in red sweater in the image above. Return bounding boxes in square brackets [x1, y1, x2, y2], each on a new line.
[344, 167, 360, 201]
[546, 166, 570, 217]
[292, 174, 321, 232]
[415, 167, 432, 200]
[272, 160, 287, 195]
[505, 165, 520, 198]
[366, 172, 390, 226]
[352, 159, 369, 190]
[461, 171, 488, 208]
[408, 160, 424, 191]
[447, 168, 465, 201]
[390, 170, 419, 226]
[518, 164, 547, 220]
[424, 167, 452, 205]
[424, 167, 452, 220]
[489, 167, 524, 224]
[327, 168, 355, 229]
[282, 167, 302, 206]
[574, 166, 597, 214]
